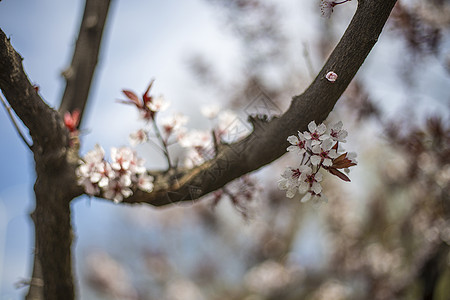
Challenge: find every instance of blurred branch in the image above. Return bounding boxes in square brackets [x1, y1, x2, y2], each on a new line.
[58, 0, 112, 126]
[419, 243, 448, 300]
[122, 0, 399, 206]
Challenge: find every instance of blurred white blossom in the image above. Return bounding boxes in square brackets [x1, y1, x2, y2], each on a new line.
[77, 146, 153, 202]
[129, 129, 148, 146]
[200, 104, 221, 119]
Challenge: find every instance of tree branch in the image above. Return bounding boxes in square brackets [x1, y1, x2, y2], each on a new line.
[58, 0, 112, 125]
[0, 27, 81, 299]
[120, 0, 398, 207]
[1, 2, 111, 300]
[0, 93, 32, 149]
[0, 31, 67, 152]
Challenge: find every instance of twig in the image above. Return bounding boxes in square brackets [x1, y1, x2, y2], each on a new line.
[0, 94, 32, 149]
[151, 118, 173, 169]
[211, 129, 219, 156]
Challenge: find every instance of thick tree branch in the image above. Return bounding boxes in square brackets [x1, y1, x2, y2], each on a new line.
[121, 0, 398, 207]
[58, 0, 111, 125]
[0, 31, 67, 152]
[1, 2, 111, 299]
[0, 28, 80, 299]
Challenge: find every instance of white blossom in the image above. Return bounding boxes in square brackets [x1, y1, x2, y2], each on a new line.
[83, 144, 105, 164]
[183, 149, 202, 168]
[287, 132, 308, 156]
[217, 110, 239, 138]
[328, 121, 348, 142]
[344, 152, 358, 174]
[146, 95, 169, 112]
[161, 113, 188, 137]
[279, 120, 355, 203]
[76, 145, 113, 194]
[278, 167, 302, 198]
[104, 176, 133, 203]
[90, 161, 114, 188]
[136, 172, 154, 193]
[129, 129, 148, 146]
[311, 138, 339, 167]
[77, 145, 153, 201]
[77, 177, 100, 196]
[303, 121, 328, 146]
[200, 104, 221, 119]
[298, 166, 323, 195]
[178, 129, 212, 149]
[347, 152, 358, 164]
[301, 191, 328, 203]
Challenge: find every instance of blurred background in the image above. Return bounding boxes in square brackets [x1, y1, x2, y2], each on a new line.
[1, 0, 449, 299]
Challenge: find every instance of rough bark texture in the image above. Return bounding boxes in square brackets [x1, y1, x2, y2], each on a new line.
[0, 0, 397, 299]
[1, 0, 110, 299]
[0, 29, 79, 299]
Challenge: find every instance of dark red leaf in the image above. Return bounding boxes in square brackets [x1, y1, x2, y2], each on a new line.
[122, 90, 141, 107]
[143, 79, 155, 104]
[327, 167, 351, 182]
[332, 152, 357, 169]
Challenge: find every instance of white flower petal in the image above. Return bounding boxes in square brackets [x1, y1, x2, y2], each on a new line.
[287, 135, 299, 144]
[317, 123, 327, 134]
[286, 188, 296, 198]
[311, 155, 322, 166]
[315, 172, 323, 182]
[298, 182, 309, 193]
[301, 193, 312, 203]
[287, 145, 297, 152]
[312, 182, 322, 194]
[308, 121, 317, 133]
[322, 138, 334, 151]
[322, 158, 333, 167]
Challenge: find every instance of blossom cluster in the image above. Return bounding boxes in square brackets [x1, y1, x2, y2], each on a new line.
[125, 83, 247, 168]
[76, 81, 248, 203]
[278, 120, 357, 203]
[76, 145, 154, 203]
[179, 106, 248, 167]
[120, 79, 169, 122]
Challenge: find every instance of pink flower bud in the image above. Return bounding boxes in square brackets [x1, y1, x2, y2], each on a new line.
[326, 71, 338, 82]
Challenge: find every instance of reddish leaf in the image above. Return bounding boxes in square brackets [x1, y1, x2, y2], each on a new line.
[64, 109, 81, 132]
[327, 167, 351, 182]
[122, 90, 141, 107]
[143, 79, 155, 104]
[332, 152, 357, 169]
